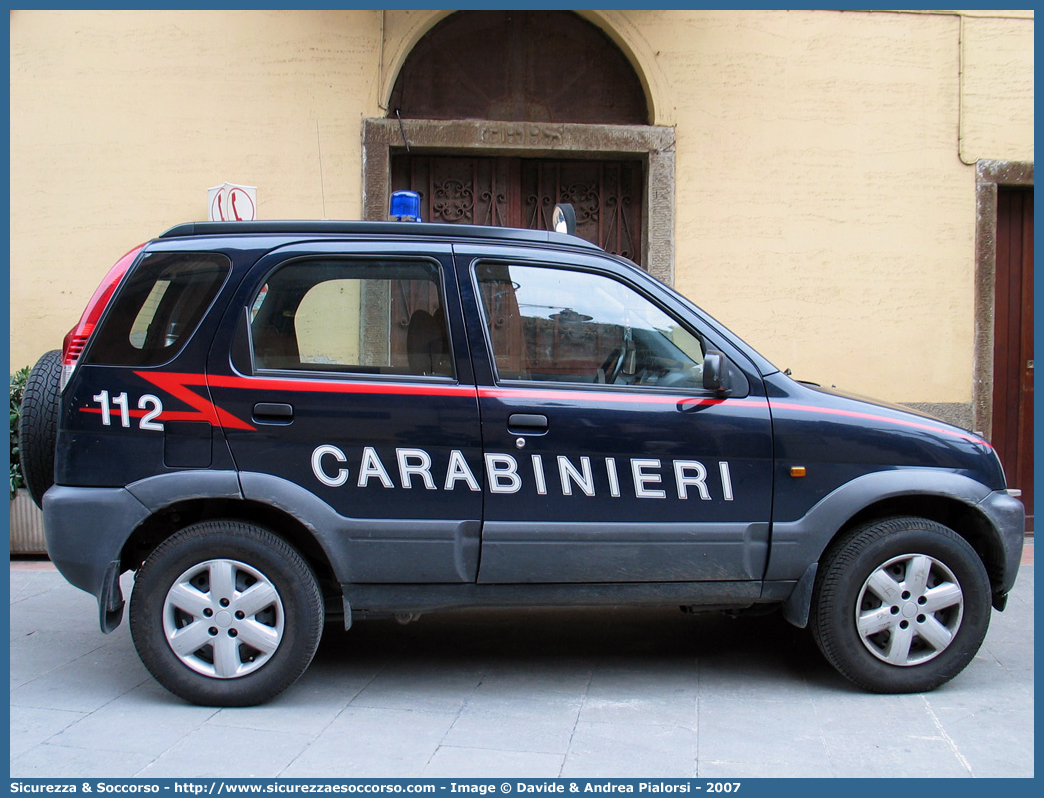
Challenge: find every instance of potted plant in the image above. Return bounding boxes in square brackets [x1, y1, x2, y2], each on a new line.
[10, 366, 46, 555]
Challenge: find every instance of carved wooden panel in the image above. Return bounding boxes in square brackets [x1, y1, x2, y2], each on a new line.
[522, 160, 642, 264]
[393, 156, 517, 228]
[391, 155, 643, 266]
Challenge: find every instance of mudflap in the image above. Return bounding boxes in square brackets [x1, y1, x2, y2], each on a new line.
[98, 560, 125, 633]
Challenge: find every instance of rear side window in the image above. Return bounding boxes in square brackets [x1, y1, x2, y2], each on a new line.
[85, 252, 230, 367]
[249, 258, 453, 378]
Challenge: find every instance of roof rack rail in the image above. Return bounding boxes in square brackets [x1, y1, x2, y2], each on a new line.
[159, 219, 601, 250]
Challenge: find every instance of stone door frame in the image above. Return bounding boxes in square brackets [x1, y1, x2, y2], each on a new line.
[973, 159, 1034, 438]
[362, 118, 677, 286]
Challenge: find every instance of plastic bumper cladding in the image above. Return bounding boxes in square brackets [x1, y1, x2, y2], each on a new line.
[978, 489, 1026, 602]
[43, 485, 151, 632]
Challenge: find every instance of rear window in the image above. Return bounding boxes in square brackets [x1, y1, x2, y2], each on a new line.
[85, 252, 231, 367]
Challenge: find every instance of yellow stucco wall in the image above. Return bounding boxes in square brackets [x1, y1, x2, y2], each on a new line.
[960, 13, 1035, 162]
[9, 9, 1034, 407]
[10, 9, 384, 372]
[662, 11, 971, 398]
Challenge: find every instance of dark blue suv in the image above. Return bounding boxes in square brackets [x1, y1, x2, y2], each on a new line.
[21, 208, 1025, 705]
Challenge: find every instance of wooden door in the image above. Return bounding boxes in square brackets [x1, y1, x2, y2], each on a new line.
[992, 188, 1033, 532]
[391, 155, 643, 265]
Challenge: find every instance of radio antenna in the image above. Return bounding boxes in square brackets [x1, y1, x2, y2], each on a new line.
[395, 109, 411, 153]
[316, 120, 327, 219]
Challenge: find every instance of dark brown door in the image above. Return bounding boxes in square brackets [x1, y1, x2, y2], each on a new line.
[391, 155, 644, 265]
[992, 188, 1033, 532]
[388, 11, 648, 126]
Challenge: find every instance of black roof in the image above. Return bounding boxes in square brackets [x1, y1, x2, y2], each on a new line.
[159, 220, 602, 252]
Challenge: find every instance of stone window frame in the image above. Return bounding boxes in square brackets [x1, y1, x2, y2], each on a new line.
[972, 159, 1034, 438]
[362, 118, 677, 286]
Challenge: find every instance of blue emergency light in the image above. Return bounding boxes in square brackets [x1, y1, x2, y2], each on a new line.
[389, 190, 422, 222]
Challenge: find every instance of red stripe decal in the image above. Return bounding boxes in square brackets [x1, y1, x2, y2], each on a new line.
[127, 372, 479, 432]
[134, 372, 256, 430]
[82, 407, 147, 418]
[478, 386, 766, 409]
[479, 387, 987, 446]
[207, 374, 477, 398]
[81, 372, 987, 449]
[768, 401, 991, 447]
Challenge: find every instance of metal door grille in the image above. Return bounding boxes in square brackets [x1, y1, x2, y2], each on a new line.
[392, 155, 643, 267]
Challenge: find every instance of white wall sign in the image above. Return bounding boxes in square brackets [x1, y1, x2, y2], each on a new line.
[208, 182, 257, 221]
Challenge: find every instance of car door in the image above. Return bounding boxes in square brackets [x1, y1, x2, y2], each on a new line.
[207, 241, 483, 584]
[454, 245, 773, 584]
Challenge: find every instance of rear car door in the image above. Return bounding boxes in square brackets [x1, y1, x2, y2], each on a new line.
[455, 245, 774, 584]
[207, 241, 483, 583]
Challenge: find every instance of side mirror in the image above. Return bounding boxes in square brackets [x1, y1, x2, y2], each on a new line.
[702, 350, 732, 396]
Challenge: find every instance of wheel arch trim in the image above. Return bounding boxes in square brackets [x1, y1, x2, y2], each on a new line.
[123, 469, 352, 581]
[766, 469, 1021, 591]
[43, 484, 152, 632]
[125, 469, 243, 510]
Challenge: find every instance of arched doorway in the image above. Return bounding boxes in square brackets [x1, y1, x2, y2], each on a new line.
[388, 11, 647, 124]
[365, 11, 673, 275]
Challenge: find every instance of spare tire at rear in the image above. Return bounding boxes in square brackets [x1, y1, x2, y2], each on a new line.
[18, 349, 62, 508]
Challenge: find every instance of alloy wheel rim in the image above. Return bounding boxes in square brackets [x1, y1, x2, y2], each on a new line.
[162, 559, 284, 678]
[855, 553, 964, 666]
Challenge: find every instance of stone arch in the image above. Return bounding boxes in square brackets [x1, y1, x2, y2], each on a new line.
[378, 10, 670, 126]
[387, 11, 648, 125]
[365, 10, 676, 284]
[574, 10, 673, 127]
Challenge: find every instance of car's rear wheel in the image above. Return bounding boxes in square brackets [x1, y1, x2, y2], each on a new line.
[18, 349, 62, 508]
[811, 516, 991, 693]
[130, 521, 324, 706]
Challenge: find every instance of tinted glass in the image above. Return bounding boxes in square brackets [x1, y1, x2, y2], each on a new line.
[86, 252, 230, 367]
[250, 259, 453, 378]
[476, 262, 705, 388]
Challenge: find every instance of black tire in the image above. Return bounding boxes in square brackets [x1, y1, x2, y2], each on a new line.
[18, 349, 62, 508]
[811, 516, 991, 693]
[130, 521, 324, 706]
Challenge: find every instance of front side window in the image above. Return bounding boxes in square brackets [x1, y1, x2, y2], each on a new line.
[250, 259, 453, 378]
[475, 262, 705, 388]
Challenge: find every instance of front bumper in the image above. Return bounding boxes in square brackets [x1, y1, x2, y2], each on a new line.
[978, 488, 1026, 608]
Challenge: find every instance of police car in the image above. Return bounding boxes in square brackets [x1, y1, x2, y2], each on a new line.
[20, 192, 1025, 706]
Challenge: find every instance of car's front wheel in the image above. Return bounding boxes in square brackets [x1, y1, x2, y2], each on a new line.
[130, 521, 324, 706]
[811, 516, 991, 693]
